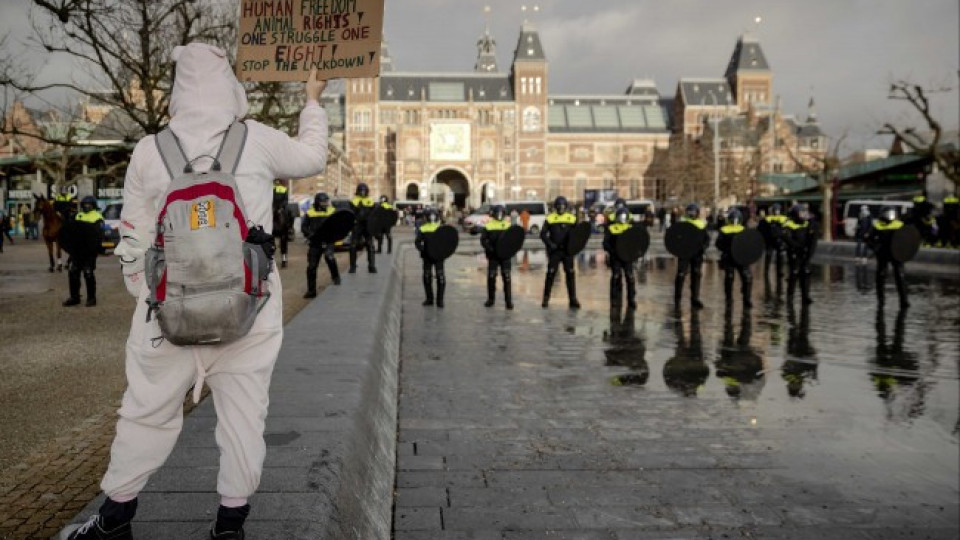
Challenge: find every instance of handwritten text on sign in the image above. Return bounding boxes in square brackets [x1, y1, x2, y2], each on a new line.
[236, 0, 384, 82]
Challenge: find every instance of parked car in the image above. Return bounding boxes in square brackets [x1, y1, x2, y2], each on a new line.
[100, 202, 122, 252]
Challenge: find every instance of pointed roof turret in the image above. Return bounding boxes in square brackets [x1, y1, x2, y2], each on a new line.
[806, 96, 818, 124]
[512, 22, 546, 63]
[475, 29, 499, 72]
[724, 34, 770, 80]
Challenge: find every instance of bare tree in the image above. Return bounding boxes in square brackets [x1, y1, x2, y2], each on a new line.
[1, 0, 236, 142]
[878, 80, 959, 187]
[786, 134, 847, 241]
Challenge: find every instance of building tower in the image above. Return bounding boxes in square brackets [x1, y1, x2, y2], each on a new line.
[510, 21, 548, 200]
[475, 29, 498, 73]
[724, 34, 772, 110]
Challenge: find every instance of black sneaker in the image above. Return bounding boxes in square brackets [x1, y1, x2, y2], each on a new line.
[60, 515, 132, 540]
[62, 297, 81, 307]
[303, 291, 317, 299]
[86, 298, 97, 307]
[210, 524, 244, 539]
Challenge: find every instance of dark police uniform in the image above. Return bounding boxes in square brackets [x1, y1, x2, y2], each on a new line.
[907, 195, 937, 246]
[866, 216, 909, 307]
[480, 216, 513, 309]
[715, 223, 753, 308]
[349, 194, 376, 273]
[782, 211, 818, 305]
[540, 209, 580, 309]
[602, 220, 637, 308]
[301, 204, 339, 297]
[60, 202, 103, 306]
[758, 212, 787, 282]
[674, 216, 709, 309]
[376, 199, 394, 254]
[939, 195, 959, 248]
[414, 220, 446, 307]
[272, 183, 291, 267]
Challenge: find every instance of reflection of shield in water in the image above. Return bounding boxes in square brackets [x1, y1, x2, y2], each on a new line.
[665, 222, 707, 260]
[731, 229, 764, 266]
[891, 225, 922, 262]
[316, 210, 355, 243]
[565, 222, 592, 256]
[495, 225, 526, 260]
[426, 225, 459, 261]
[614, 226, 650, 262]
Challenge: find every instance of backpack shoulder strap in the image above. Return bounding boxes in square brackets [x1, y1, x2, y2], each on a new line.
[215, 121, 248, 175]
[154, 128, 190, 180]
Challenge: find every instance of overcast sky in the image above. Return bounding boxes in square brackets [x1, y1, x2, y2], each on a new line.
[3, 0, 957, 155]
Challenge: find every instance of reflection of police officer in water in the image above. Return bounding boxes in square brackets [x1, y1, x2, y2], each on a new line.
[663, 310, 708, 397]
[781, 304, 818, 399]
[870, 308, 924, 421]
[604, 305, 649, 387]
[715, 309, 765, 401]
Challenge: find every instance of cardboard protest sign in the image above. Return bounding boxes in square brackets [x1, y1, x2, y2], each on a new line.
[236, 0, 384, 82]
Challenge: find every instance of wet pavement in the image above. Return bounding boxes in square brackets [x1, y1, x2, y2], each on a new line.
[395, 247, 960, 538]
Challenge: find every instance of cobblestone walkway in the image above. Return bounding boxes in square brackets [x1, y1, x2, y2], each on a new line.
[394, 250, 959, 539]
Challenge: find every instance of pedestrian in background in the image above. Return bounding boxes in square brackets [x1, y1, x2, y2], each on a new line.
[854, 205, 873, 264]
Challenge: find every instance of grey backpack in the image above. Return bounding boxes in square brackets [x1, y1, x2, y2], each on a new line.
[144, 122, 272, 346]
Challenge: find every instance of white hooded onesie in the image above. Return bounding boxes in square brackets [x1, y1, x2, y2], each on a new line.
[101, 43, 328, 501]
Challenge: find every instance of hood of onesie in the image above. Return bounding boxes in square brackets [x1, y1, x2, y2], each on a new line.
[168, 43, 248, 158]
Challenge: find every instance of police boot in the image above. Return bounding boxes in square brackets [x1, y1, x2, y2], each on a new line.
[485, 277, 496, 307]
[281, 253, 288, 268]
[625, 272, 637, 310]
[800, 273, 813, 305]
[326, 257, 341, 285]
[63, 269, 82, 307]
[690, 273, 704, 309]
[741, 274, 753, 309]
[84, 272, 97, 307]
[504, 276, 514, 310]
[367, 243, 377, 273]
[387, 236, 393, 254]
[566, 273, 581, 310]
[674, 273, 685, 307]
[348, 249, 357, 273]
[542, 269, 556, 308]
[894, 267, 909, 308]
[724, 272, 734, 306]
[610, 274, 623, 306]
[436, 277, 446, 309]
[304, 270, 317, 298]
[422, 275, 434, 306]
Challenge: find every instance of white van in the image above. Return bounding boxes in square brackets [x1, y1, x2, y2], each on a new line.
[602, 199, 657, 226]
[463, 201, 548, 234]
[842, 199, 913, 238]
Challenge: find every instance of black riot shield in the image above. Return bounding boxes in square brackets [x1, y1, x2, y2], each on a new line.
[731, 229, 764, 266]
[426, 225, 459, 261]
[665, 222, 707, 260]
[495, 225, 526, 260]
[315, 210, 355, 244]
[614, 226, 650, 263]
[564, 221, 592, 256]
[367, 206, 399, 237]
[891, 224, 922, 263]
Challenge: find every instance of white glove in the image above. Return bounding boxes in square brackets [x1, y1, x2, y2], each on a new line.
[115, 226, 146, 298]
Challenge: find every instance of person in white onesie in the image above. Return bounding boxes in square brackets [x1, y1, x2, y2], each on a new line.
[62, 43, 328, 540]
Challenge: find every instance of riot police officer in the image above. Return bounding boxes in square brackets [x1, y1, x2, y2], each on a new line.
[53, 185, 77, 217]
[272, 179, 291, 268]
[782, 204, 818, 305]
[606, 197, 629, 224]
[866, 206, 909, 308]
[414, 208, 446, 307]
[480, 205, 513, 310]
[758, 203, 787, 283]
[376, 195, 394, 254]
[540, 196, 581, 309]
[61, 195, 103, 307]
[349, 183, 376, 273]
[674, 203, 709, 309]
[907, 193, 937, 246]
[603, 207, 637, 309]
[715, 208, 753, 308]
[301, 192, 340, 298]
[939, 194, 959, 248]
